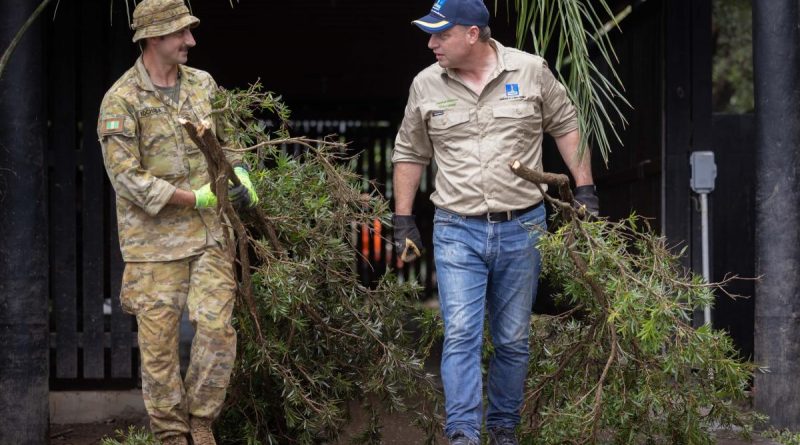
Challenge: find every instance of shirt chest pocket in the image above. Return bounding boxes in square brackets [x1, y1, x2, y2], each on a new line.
[491, 102, 541, 146]
[138, 113, 189, 179]
[180, 100, 214, 187]
[427, 110, 471, 148]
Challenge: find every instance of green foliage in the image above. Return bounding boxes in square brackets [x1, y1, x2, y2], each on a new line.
[518, 211, 759, 444]
[712, 0, 753, 113]
[504, 0, 630, 163]
[765, 428, 800, 445]
[211, 83, 442, 445]
[206, 83, 758, 444]
[100, 426, 158, 445]
[104, 84, 760, 444]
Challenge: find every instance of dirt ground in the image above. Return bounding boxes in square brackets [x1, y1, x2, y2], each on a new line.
[49, 407, 425, 444]
[50, 415, 149, 445]
[50, 415, 782, 445]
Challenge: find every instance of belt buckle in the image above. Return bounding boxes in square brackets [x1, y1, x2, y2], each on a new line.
[487, 210, 512, 223]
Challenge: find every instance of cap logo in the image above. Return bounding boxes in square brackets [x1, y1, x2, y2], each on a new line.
[432, 0, 447, 13]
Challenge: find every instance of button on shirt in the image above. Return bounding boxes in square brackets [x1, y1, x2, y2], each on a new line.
[97, 57, 241, 262]
[392, 39, 578, 215]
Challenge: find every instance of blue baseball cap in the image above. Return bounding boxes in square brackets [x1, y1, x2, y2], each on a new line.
[412, 0, 490, 34]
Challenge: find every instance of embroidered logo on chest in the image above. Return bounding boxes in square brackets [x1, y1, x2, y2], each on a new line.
[505, 83, 520, 97]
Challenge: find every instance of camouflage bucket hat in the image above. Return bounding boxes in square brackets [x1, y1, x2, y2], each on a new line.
[131, 0, 200, 43]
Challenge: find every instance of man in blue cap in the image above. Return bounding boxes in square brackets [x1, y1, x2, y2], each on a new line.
[391, 0, 598, 444]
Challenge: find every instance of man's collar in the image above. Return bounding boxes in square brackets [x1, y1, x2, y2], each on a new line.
[440, 38, 520, 79]
[135, 56, 186, 92]
[491, 39, 520, 72]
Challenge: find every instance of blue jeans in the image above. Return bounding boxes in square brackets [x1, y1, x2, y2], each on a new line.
[433, 205, 546, 440]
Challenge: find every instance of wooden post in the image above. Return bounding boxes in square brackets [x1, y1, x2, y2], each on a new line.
[753, 0, 800, 429]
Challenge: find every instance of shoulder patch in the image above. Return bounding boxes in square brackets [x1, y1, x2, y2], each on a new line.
[101, 117, 125, 135]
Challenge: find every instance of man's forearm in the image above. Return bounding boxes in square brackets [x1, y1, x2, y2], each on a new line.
[393, 162, 424, 215]
[554, 130, 594, 186]
[168, 188, 197, 207]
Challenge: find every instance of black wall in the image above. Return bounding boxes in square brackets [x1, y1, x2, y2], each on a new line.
[187, 0, 519, 117]
[712, 114, 756, 359]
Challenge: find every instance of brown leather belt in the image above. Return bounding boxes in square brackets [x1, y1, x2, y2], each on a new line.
[465, 201, 543, 223]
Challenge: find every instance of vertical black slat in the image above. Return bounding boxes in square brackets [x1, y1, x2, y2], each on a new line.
[0, 0, 49, 442]
[356, 122, 372, 286]
[591, 0, 662, 223]
[422, 163, 437, 294]
[109, 202, 131, 378]
[349, 123, 367, 283]
[373, 128, 388, 279]
[688, 0, 713, 316]
[108, 4, 135, 380]
[80, 0, 107, 379]
[384, 125, 396, 277]
[365, 124, 378, 285]
[51, 0, 78, 379]
[662, 0, 692, 269]
[711, 114, 755, 359]
[385, 122, 399, 278]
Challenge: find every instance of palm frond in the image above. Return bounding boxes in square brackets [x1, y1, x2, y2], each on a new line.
[505, 0, 630, 164]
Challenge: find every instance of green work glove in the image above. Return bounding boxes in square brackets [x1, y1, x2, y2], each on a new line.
[193, 183, 217, 209]
[230, 166, 259, 209]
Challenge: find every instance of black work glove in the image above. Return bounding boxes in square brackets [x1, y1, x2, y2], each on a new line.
[573, 185, 599, 216]
[228, 183, 253, 211]
[393, 214, 424, 263]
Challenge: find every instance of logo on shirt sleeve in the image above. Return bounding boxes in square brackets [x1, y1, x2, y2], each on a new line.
[101, 117, 125, 136]
[505, 83, 520, 97]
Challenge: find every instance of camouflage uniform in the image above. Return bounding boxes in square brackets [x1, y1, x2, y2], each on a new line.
[97, 0, 240, 441]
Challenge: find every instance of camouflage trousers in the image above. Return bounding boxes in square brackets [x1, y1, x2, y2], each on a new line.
[120, 244, 237, 441]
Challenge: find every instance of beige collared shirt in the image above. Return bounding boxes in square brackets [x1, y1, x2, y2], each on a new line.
[392, 40, 578, 215]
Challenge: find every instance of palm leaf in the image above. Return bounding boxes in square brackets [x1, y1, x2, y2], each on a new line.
[503, 0, 630, 164]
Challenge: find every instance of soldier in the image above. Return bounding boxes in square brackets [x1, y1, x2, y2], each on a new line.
[392, 0, 598, 444]
[97, 1, 257, 444]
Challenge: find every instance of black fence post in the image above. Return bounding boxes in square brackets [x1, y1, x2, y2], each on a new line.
[753, 0, 800, 429]
[0, 1, 49, 444]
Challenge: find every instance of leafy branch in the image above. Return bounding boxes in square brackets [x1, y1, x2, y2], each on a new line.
[191, 82, 443, 444]
[508, 160, 761, 444]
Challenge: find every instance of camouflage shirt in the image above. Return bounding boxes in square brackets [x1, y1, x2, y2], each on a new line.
[98, 57, 241, 262]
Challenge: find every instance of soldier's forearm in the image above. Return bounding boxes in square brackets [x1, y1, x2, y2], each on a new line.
[168, 188, 197, 207]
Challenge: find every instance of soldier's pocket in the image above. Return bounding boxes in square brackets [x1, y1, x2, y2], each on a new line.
[119, 264, 143, 315]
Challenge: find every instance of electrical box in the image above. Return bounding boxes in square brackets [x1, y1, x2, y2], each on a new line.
[690, 151, 717, 193]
